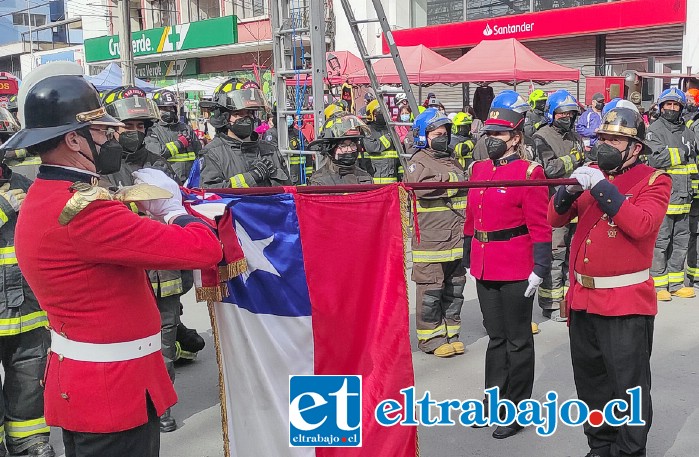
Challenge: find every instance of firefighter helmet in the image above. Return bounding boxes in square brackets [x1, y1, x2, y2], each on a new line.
[412, 108, 452, 149]
[597, 107, 646, 143]
[103, 86, 160, 122]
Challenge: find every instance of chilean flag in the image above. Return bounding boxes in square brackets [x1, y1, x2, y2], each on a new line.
[189, 185, 417, 457]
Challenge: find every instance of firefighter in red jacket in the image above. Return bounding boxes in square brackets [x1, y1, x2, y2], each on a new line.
[463, 104, 552, 440]
[549, 107, 671, 457]
[2, 62, 223, 456]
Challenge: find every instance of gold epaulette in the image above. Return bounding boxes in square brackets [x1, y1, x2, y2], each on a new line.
[525, 160, 542, 180]
[59, 182, 173, 225]
[648, 169, 669, 186]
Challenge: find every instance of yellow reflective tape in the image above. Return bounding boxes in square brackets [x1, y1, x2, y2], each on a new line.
[668, 272, 685, 284]
[0, 246, 17, 265]
[667, 203, 691, 215]
[669, 148, 682, 166]
[653, 275, 669, 287]
[688, 163, 698, 174]
[0, 311, 48, 336]
[379, 135, 391, 149]
[686, 267, 699, 276]
[0, 208, 8, 224]
[167, 151, 196, 162]
[230, 174, 249, 188]
[165, 141, 179, 156]
[416, 197, 466, 213]
[129, 202, 139, 213]
[373, 177, 398, 184]
[365, 150, 399, 159]
[561, 154, 573, 174]
[412, 248, 463, 263]
[5, 418, 50, 438]
[152, 278, 184, 297]
[537, 287, 565, 299]
[398, 166, 404, 174]
[446, 325, 460, 338]
[666, 164, 690, 175]
[289, 157, 306, 165]
[416, 326, 447, 340]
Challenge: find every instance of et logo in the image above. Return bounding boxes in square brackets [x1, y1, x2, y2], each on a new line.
[289, 375, 362, 447]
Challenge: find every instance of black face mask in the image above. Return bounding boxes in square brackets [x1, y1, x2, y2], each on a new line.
[118, 131, 146, 155]
[687, 105, 698, 113]
[485, 136, 509, 160]
[160, 109, 177, 124]
[458, 125, 471, 137]
[661, 109, 682, 124]
[595, 101, 605, 111]
[374, 113, 386, 125]
[429, 135, 450, 154]
[229, 117, 254, 139]
[92, 138, 124, 175]
[594, 141, 633, 174]
[553, 116, 574, 132]
[534, 101, 546, 112]
[332, 151, 359, 167]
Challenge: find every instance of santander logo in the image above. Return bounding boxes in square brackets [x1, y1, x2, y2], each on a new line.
[483, 21, 534, 37]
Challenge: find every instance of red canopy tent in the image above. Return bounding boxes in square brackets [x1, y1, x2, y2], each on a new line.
[285, 50, 365, 86]
[346, 45, 453, 85]
[421, 38, 580, 85]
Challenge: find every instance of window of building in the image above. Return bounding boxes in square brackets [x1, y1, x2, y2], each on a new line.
[535, 0, 616, 12]
[130, 0, 144, 31]
[427, 0, 463, 25]
[188, 0, 220, 22]
[12, 13, 46, 26]
[149, 0, 177, 28]
[232, 0, 268, 20]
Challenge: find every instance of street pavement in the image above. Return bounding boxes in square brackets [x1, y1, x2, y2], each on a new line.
[46, 277, 699, 457]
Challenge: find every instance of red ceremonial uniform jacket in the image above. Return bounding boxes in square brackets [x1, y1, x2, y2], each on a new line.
[14, 165, 223, 433]
[463, 156, 552, 281]
[548, 163, 671, 316]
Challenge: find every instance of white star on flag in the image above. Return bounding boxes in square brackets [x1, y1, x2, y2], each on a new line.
[235, 220, 281, 283]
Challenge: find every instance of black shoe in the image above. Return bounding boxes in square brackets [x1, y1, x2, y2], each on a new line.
[176, 323, 205, 361]
[160, 408, 177, 433]
[492, 424, 523, 439]
[27, 442, 56, 457]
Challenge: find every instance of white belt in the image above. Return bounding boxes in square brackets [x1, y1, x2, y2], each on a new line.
[50, 330, 161, 363]
[575, 269, 650, 290]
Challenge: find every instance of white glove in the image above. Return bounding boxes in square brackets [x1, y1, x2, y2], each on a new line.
[132, 169, 187, 223]
[0, 183, 26, 213]
[524, 272, 543, 298]
[569, 168, 591, 192]
[573, 166, 605, 190]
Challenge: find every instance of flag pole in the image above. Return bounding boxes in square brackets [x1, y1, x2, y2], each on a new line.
[200, 179, 579, 196]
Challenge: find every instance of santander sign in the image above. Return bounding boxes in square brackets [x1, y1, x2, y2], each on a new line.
[483, 21, 535, 37]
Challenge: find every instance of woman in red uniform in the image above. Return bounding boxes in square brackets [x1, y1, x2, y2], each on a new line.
[463, 97, 552, 439]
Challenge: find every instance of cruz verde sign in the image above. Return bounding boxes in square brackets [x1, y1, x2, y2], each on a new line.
[84, 16, 237, 63]
[135, 59, 198, 79]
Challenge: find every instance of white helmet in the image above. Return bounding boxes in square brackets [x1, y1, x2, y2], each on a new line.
[395, 93, 408, 106]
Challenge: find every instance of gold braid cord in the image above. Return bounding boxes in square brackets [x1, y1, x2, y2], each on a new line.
[218, 258, 249, 282]
[208, 302, 231, 457]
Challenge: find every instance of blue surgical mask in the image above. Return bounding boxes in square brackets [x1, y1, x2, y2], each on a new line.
[287, 116, 294, 128]
[400, 113, 411, 122]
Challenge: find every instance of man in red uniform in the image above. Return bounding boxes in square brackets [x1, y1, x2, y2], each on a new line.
[2, 62, 223, 456]
[549, 107, 671, 457]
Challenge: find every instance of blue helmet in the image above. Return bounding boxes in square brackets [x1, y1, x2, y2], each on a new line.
[657, 88, 686, 108]
[491, 90, 530, 114]
[412, 108, 452, 149]
[545, 90, 580, 123]
[602, 98, 639, 116]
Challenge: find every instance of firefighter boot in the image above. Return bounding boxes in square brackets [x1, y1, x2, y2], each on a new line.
[433, 343, 456, 358]
[672, 287, 696, 298]
[160, 408, 177, 433]
[175, 323, 205, 362]
[656, 290, 672, 301]
[27, 442, 56, 457]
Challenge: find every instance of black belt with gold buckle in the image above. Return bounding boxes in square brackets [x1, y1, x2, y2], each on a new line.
[474, 225, 529, 243]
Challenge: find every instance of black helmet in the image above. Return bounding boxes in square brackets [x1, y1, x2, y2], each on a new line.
[103, 86, 160, 122]
[201, 78, 268, 112]
[152, 89, 178, 107]
[597, 107, 646, 143]
[309, 112, 369, 151]
[1, 61, 121, 151]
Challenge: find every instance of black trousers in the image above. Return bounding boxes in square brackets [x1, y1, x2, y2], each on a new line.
[476, 279, 534, 405]
[62, 397, 160, 457]
[569, 311, 654, 457]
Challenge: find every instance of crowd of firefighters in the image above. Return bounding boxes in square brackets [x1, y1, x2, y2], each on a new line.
[0, 59, 691, 457]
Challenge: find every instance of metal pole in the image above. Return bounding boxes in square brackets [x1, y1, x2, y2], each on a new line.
[27, 0, 34, 70]
[309, 0, 327, 128]
[119, 0, 135, 85]
[205, 178, 579, 196]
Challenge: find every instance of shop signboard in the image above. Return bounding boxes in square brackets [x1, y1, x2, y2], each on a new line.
[135, 59, 199, 79]
[84, 16, 237, 63]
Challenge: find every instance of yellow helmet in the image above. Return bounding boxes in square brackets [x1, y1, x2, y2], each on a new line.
[365, 99, 382, 122]
[324, 100, 348, 120]
[451, 112, 473, 130]
[528, 89, 547, 109]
